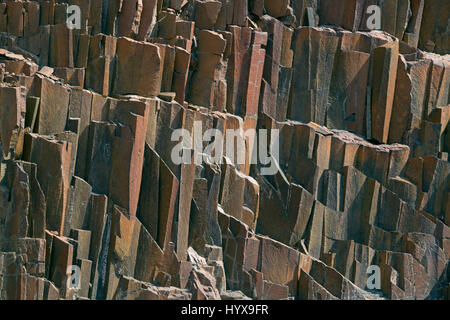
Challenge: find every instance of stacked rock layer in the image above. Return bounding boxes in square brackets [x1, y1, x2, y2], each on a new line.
[0, 0, 449, 300]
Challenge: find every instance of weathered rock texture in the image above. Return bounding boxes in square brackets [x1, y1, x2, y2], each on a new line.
[0, 0, 448, 300]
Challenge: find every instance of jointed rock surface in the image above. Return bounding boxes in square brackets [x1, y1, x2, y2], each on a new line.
[0, 0, 449, 300]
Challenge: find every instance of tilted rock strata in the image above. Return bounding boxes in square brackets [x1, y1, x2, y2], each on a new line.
[0, 0, 448, 300]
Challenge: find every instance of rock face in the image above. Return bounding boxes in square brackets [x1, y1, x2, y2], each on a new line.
[0, 0, 448, 301]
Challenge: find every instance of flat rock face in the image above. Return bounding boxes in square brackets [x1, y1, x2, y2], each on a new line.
[0, 0, 448, 301]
